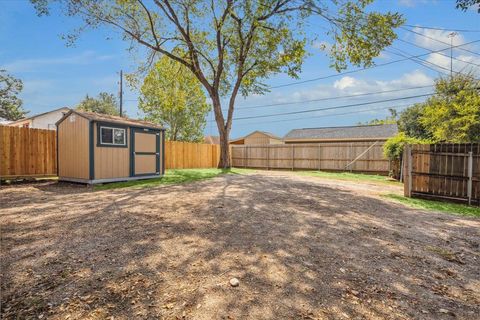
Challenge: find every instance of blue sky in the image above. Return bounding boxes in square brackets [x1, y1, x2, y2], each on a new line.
[1, 0, 479, 139]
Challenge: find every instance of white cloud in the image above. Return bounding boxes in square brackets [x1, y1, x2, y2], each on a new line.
[398, 0, 433, 7]
[333, 76, 359, 90]
[411, 27, 468, 51]
[1, 51, 116, 73]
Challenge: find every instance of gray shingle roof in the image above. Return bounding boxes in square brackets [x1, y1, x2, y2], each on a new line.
[284, 124, 398, 141]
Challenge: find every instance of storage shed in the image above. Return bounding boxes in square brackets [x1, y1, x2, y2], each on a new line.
[56, 110, 165, 184]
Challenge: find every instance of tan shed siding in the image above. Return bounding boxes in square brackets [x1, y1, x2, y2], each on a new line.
[269, 138, 283, 144]
[93, 124, 130, 179]
[58, 114, 90, 179]
[135, 132, 157, 152]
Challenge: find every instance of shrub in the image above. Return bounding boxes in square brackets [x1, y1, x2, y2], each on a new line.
[383, 133, 429, 160]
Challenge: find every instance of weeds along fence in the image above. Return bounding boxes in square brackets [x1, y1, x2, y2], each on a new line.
[0, 126, 57, 178]
[231, 142, 391, 174]
[403, 143, 480, 205]
[0, 126, 221, 179]
[165, 140, 220, 169]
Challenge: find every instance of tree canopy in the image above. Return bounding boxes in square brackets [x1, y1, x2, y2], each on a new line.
[420, 74, 480, 143]
[139, 55, 211, 142]
[0, 70, 28, 121]
[32, 0, 404, 167]
[76, 92, 120, 116]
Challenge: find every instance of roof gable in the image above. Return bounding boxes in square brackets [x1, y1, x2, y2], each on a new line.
[56, 110, 164, 129]
[284, 124, 398, 141]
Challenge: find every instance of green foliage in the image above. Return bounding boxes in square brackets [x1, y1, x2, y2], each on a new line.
[0, 70, 28, 121]
[94, 168, 254, 190]
[295, 170, 400, 185]
[420, 74, 480, 143]
[139, 56, 211, 142]
[456, 0, 480, 13]
[397, 103, 431, 140]
[383, 133, 429, 160]
[359, 108, 397, 125]
[383, 194, 480, 217]
[31, 0, 404, 167]
[76, 92, 120, 116]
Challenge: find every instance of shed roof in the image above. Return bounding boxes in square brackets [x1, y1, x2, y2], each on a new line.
[284, 124, 398, 141]
[58, 110, 164, 129]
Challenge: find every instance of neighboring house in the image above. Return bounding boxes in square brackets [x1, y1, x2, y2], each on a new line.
[204, 135, 220, 144]
[8, 107, 70, 130]
[283, 124, 398, 143]
[230, 130, 283, 145]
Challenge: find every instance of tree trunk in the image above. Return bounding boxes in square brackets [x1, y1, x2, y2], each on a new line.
[217, 126, 231, 168]
[210, 96, 231, 169]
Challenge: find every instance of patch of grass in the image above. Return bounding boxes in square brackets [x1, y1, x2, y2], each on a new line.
[294, 170, 401, 185]
[383, 193, 480, 217]
[94, 168, 254, 191]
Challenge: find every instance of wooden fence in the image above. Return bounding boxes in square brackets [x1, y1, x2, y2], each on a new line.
[0, 126, 220, 179]
[231, 141, 391, 174]
[165, 140, 220, 169]
[0, 126, 57, 178]
[403, 143, 480, 205]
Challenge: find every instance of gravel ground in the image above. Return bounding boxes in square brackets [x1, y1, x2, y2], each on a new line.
[1, 171, 479, 320]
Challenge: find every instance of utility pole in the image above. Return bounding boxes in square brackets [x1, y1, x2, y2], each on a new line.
[448, 32, 457, 77]
[119, 70, 123, 117]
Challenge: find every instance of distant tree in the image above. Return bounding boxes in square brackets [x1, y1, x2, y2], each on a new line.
[456, 0, 480, 13]
[0, 70, 28, 121]
[397, 103, 431, 140]
[359, 108, 397, 125]
[32, 0, 404, 168]
[76, 92, 120, 116]
[420, 74, 480, 143]
[139, 56, 210, 142]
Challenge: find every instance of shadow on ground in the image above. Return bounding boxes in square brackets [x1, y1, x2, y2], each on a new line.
[1, 173, 479, 319]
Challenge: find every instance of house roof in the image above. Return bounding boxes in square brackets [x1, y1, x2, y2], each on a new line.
[8, 107, 70, 125]
[230, 130, 282, 143]
[57, 110, 165, 129]
[204, 135, 220, 144]
[284, 124, 398, 141]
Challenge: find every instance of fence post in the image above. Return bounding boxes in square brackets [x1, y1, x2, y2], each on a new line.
[467, 151, 473, 205]
[318, 144, 321, 171]
[406, 145, 413, 197]
[244, 146, 247, 168]
[292, 145, 295, 171]
[266, 145, 270, 170]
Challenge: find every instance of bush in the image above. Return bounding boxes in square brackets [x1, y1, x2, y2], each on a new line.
[383, 133, 429, 160]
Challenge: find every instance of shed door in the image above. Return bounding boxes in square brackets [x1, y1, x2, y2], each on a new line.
[131, 128, 160, 176]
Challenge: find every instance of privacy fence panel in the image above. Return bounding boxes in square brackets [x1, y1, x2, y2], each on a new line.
[0, 126, 57, 178]
[404, 143, 480, 205]
[231, 141, 390, 174]
[165, 140, 220, 169]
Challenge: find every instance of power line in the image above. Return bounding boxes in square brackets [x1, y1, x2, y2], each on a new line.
[396, 38, 480, 68]
[404, 24, 480, 33]
[386, 47, 453, 75]
[401, 27, 480, 57]
[213, 93, 433, 122]
[232, 103, 415, 127]
[269, 39, 480, 89]
[232, 84, 434, 111]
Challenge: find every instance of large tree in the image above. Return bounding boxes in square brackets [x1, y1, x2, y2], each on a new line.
[397, 103, 431, 140]
[420, 74, 480, 143]
[76, 92, 120, 116]
[0, 70, 28, 121]
[140, 55, 210, 142]
[32, 0, 403, 168]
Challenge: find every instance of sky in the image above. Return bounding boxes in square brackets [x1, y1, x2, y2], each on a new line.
[1, 0, 479, 139]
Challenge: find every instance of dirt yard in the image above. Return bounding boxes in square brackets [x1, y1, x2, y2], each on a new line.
[1, 172, 479, 320]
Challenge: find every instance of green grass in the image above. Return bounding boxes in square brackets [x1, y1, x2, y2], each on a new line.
[383, 193, 480, 217]
[294, 170, 401, 186]
[94, 168, 254, 191]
